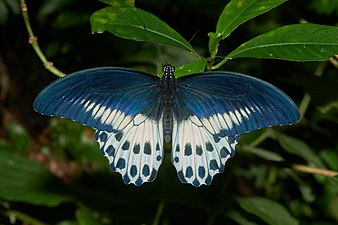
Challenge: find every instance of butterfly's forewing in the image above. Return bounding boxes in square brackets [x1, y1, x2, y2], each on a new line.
[171, 71, 299, 187]
[176, 72, 300, 137]
[34, 67, 165, 185]
[34, 67, 161, 132]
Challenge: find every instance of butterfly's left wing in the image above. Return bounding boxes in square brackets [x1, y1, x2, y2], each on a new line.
[34, 67, 165, 185]
[172, 71, 300, 187]
[33, 67, 162, 132]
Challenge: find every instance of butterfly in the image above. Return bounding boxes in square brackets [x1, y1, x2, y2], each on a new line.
[33, 64, 300, 187]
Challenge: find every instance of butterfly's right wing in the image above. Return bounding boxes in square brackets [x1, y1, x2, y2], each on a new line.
[34, 67, 165, 185]
[171, 71, 299, 187]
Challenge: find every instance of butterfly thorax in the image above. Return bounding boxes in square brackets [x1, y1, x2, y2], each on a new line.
[160, 64, 177, 143]
[161, 64, 176, 92]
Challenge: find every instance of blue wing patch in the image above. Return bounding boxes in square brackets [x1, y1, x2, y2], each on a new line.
[176, 71, 300, 137]
[33, 67, 161, 132]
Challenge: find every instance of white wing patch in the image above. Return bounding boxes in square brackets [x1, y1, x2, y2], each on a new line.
[95, 114, 164, 186]
[172, 116, 239, 187]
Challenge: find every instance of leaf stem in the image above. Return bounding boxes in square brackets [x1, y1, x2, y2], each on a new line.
[248, 129, 273, 148]
[209, 56, 230, 70]
[298, 93, 311, 119]
[237, 157, 338, 178]
[291, 164, 338, 177]
[20, 0, 66, 77]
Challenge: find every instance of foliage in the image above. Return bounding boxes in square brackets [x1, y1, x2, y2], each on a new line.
[0, 0, 20, 26]
[0, 0, 337, 224]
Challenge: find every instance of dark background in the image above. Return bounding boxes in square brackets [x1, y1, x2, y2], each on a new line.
[0, 0, 337, 224]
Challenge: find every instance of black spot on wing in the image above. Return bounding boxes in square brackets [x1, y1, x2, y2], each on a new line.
[184, 143, 192, 156]
[144, 142, 152, 155]
[115, 132, 123, 141]
[206, 142, 213, 152]
[122, 141, 130, 150]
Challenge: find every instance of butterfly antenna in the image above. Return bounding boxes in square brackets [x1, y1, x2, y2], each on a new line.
[142, 25, 168, 65]
[169, 30, 199, 65]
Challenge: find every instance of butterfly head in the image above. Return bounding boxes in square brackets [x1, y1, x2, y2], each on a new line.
[163, 64, 175, 79]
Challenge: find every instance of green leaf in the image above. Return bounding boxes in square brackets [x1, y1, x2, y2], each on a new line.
[0, 0, 9, 26]
[243, 146, 285, 162]
[5, 121, 30, 152]
[38, 0, 74, 17]
[215, 0, 287, 40]
[227, 23, 338, 61]
[4, 0, 20, 14]
[174, 59, 208, 78]
[328, 195, 338, 221]
[237, 197, 299, 225]
[320, 149, 338, 171]
[276, 133, 325, 167]
[49, 119, 104, 163]
[308, 0, 338, 16]
[76, 207, 107, 225]
[98, 0, 134, 7]
[0, 151, 73, 206]
[226, 210, 259, 225]
[90, 7, 198, 56]
[208, 32, 220, 57]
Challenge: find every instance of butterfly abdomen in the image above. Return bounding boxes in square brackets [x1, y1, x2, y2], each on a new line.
[163, 104, 173, 143]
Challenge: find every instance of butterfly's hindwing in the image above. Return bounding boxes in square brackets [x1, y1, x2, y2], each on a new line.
[172, 115, 239, 187]
[95, 113, 164, 186]
[177, 72, 300, 137]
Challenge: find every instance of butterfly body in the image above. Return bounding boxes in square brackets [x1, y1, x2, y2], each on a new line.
[34, 65, 300, 187]
[160, 65, 177, 143]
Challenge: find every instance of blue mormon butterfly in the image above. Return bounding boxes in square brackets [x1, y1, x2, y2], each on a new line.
[34, 64, 300, 187]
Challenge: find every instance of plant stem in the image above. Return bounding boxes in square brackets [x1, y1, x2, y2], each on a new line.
[292, 164, 338, 177]
[247, 129, 273, 148]
[329, 55, 338, 69]
[298, 60, 328, 118]
[20, 0, 66, 77]
[298, 93, 311, 118]
[152, 200, 165, 225]
[237, 157, 338, 178]
[210, 56, 230, 70]
[6, 210, 48, 225]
